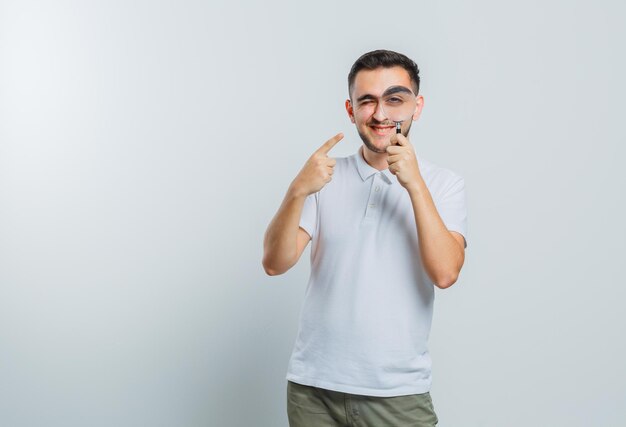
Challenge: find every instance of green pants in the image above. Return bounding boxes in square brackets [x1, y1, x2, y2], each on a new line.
[287, 381, 438, 427]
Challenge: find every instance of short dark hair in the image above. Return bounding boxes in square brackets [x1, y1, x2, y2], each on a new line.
[348, 49, 420, 98]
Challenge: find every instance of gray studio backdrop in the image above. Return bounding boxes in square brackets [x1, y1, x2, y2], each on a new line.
[1, 1, 624, 426]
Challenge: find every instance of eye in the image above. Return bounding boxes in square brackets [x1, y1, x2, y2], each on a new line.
[357, 100, 375, 108]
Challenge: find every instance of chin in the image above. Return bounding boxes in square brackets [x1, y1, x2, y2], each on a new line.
[358, 130, 391, 154]
[363, 143, 388, 154]
[365, 139, 391, 154]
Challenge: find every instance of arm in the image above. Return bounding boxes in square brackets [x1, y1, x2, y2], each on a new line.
[262, 187, 312, 276]
[387, 134, 466, 289]
[262, 133, 344, 276]
[406, 181, 465, 289]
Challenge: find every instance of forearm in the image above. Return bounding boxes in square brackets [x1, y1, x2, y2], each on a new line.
[407, 179, 464, 289]
[262, 184, 307, 275]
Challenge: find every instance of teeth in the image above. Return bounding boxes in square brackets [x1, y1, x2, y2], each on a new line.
[372, 126, 392, 134]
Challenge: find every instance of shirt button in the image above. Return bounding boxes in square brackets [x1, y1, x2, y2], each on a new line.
[368, 204, 376, 208]
[375, 186, 381, 192]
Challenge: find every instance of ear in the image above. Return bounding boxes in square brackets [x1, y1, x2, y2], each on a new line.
[345, 99, 355, 123]
[412, 95, 425, 122]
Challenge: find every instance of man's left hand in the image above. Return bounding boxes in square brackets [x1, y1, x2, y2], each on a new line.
[387, 133, 422, 191]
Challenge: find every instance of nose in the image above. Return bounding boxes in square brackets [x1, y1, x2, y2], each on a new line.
[372, 101, 388, 122]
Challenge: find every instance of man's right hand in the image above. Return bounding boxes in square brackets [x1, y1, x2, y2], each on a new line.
[290, 133, 344, 197]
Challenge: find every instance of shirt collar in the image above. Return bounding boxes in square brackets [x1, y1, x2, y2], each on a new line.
[355, 146, 394, 185]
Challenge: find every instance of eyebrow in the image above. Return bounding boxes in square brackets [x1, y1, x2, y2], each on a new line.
[355, 94, 377, 103]
[381, 86, 414, 97]
[355, 85, 414, 103]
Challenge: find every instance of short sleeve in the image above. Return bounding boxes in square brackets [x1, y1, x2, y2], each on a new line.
[299, 193, 318, 240]
[438, 177, 468, 248]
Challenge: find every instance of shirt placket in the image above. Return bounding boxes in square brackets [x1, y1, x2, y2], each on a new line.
[364, 172, 384, 221]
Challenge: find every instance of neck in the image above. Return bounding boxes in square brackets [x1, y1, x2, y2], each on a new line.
[360, 145, 389, 171]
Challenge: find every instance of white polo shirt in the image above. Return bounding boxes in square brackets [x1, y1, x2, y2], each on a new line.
[286, 146, 468, 397]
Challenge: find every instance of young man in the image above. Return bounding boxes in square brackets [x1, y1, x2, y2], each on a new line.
[263, 50, 468, 426]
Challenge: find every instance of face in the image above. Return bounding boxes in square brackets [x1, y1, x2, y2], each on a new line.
[346, 66, 424, 154]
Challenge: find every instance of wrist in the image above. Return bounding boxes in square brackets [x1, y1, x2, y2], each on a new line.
[287, 181, 309, 199]
[406, 176, 427, 196]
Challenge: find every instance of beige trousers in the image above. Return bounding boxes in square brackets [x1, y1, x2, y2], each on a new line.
[287, 381, 438, 427]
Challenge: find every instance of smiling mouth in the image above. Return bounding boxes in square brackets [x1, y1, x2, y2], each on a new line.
[370, 125, 395, 136]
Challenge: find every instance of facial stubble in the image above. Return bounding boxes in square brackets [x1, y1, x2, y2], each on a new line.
[358, 120, 413, 154]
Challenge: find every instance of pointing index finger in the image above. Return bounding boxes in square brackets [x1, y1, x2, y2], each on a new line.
[317, 132, 344, 155]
